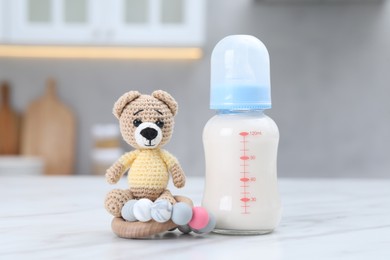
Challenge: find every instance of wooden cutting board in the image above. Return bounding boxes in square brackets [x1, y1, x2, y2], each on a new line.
[0, 82, 20, 155]
[21, 79, 76, 175]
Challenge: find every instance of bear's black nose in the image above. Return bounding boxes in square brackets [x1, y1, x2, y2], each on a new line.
[140, 127, 158, 141]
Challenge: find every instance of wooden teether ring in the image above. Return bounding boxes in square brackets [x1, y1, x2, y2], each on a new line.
[111, 195, 193, 238]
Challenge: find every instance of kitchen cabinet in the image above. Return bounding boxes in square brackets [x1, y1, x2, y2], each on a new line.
[7, 0, 101, 44]
[2, 0, 205, 46]
[108, 0, 205, 46]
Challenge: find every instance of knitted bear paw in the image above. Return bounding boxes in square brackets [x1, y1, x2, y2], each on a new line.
[104, 189, 133, 217]
[151, 199, 173, 223]
[133, 198, 154, 222]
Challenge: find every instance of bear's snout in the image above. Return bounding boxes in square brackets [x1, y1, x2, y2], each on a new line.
[140, 127, 158, 141]
[134, 122, 163, 148]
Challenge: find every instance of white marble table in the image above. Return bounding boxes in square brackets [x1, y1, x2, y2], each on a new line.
[1, 176, 389, 260]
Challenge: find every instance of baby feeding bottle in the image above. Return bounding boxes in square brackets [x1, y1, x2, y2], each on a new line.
[202, 35, 281, 235]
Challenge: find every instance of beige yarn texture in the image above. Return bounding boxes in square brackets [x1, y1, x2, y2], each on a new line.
[104, 189, 133, 217]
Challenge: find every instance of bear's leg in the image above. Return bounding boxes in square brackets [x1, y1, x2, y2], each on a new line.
[104, 189, 133, 217]
[157, 189, 176, 204]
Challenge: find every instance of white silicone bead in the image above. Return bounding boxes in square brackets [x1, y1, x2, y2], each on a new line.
[151, 199, 173, 223]
[172, 202, 193, 226]
[133, 198, 153, 222]
[121, 200, 137, 222]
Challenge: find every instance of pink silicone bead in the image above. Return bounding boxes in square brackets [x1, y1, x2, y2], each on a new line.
[188, 207, 209, 230]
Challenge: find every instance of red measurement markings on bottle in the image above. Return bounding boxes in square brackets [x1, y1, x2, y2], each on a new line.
[239, 131, 251, 214]
[239, 131, 259, 214]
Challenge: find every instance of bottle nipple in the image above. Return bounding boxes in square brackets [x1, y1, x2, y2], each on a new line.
[210, 35, 272, 110]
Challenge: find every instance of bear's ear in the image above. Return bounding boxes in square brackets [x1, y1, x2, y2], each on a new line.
[113, 91, 141, 119]
[152, 90, 178, 116]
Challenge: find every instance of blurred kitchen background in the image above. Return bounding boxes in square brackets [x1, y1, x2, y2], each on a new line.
[0, 0, 389, 178]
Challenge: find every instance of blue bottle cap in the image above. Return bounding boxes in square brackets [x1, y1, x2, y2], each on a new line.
[210, 35, 271, 110]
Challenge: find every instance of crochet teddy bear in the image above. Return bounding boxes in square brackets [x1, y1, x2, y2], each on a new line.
[104, 90, 215, 238]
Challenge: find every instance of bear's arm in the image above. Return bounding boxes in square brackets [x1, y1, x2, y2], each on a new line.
[105, 150, 139, 184]
[160, 150, 186, 188]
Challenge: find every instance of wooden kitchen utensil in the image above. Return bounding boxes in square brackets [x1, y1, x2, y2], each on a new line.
[0, 81, 20, 155]
[21, 78, 76, 175]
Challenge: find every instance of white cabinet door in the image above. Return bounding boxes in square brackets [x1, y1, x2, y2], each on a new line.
[4, 0, 205, 46]
[106, 0, 205, 46]
[8, 0, 102, 44]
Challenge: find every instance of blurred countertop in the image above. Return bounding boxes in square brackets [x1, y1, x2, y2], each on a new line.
[0, 176, 389, 260]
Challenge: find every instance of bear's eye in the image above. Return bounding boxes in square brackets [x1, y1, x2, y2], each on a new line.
[155, 120, 164, 128]
[133, 119, 142, 127]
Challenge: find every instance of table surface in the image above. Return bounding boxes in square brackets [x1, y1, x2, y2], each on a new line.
[1, 176, 389, 260]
